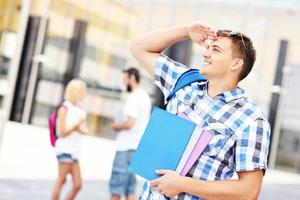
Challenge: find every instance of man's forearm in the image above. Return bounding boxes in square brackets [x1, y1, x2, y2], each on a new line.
[181, 175, 261, 200]
[130, 24, 188, 54]
[112, 123, 129, 131]
[129, 22, 215, 76]
[129, 24, 189, 76]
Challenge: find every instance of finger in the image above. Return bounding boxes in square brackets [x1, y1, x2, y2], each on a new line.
[155, 169, 168, 175]
[204, 27, 216, 33]
[205, 31, 217, 37]
[207, 35, 217, 40]
[200, 41, 209, 49]
[158, 188, 164, 194]
[199, 24, 209, 28]
[150, 179, 159, 187]
[190, 22, 209, 29]
[202, 27, 215, 33]
[207, 30, 217, 35]
[198, 27, 212, 34]
[157, 186, 164, 194]
[206, 32, 217, 37]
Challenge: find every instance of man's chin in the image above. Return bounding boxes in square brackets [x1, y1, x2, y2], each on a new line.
[200, 67, 209, 76]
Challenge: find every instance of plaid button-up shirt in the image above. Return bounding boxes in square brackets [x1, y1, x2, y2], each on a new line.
[139, 54, 271, 200]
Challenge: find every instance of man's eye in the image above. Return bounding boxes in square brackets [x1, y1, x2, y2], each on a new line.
[213, 48, 219, 52]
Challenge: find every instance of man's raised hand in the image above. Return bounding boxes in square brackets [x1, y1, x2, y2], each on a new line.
[186, 22, 217, 48]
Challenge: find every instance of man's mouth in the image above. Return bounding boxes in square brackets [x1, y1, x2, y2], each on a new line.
[203, 61, 211, 65]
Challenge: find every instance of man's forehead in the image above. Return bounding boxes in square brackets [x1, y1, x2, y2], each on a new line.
[210, 37, 232, 50]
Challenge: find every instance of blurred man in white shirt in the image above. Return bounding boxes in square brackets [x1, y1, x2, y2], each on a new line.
[109, 67, 152, 200]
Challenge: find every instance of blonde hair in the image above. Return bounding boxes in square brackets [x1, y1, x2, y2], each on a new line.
[64, 79, 87, 104]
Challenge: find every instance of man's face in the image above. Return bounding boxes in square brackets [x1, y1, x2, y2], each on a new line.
[200, 37, 236, 80]
[122, 73, 132, 92]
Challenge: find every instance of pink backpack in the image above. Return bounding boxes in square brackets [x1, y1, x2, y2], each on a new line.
[49, 103, 67, 147]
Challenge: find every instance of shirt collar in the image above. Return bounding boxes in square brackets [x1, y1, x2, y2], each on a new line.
[203, 82, 245, 102]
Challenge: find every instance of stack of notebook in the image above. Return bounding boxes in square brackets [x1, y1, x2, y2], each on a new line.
[128, 107, 213, 180]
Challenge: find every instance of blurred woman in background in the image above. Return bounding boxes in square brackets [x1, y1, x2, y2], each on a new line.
[52, 79, 88, 200]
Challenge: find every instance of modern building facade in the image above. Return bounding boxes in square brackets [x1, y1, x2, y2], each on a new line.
[1, 0, 154, 140]
[1, 0, 300, 171]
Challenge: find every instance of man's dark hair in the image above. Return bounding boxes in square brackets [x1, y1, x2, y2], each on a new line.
[123, 67, 140, 83]
[217, 30, 256, 81]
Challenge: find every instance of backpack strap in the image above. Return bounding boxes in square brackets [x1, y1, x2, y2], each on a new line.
[57, 101, 67, 111]
[166, 69, 206, 102]
[60, 103, 67, 110]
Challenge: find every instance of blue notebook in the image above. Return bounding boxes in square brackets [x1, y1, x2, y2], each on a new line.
[128, 107, 196, 180]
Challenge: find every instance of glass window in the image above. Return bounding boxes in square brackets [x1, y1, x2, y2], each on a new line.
[29, 0, 153, 141]
[0, 0, 23, 117]
[276, 64, 300, 170]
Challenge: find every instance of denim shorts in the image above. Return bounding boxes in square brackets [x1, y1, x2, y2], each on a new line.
[109, 150, 136, 195]
[56, 153, 78, 163]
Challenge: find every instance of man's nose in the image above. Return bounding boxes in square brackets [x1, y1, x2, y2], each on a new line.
[203, 49, 211, 58]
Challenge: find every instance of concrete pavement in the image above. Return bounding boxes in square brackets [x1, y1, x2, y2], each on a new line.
[0, 122, 300, 199]
[0, 179, 114, 200]
[0, 178, 300, 200]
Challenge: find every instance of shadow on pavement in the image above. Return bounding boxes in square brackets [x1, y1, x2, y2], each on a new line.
[0, 179, 300, 200]
[0, 179, 144, 200]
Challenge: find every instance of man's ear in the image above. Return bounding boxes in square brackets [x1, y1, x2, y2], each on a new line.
[231, 58, 244, 71]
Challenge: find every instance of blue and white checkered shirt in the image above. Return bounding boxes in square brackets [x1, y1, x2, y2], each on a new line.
[139, 54, 271, 200]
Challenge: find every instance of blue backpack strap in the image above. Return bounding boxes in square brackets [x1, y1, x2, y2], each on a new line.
[166, 69, 206, 102]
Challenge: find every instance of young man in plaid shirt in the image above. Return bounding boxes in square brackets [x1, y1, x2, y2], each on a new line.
[130, 22, 271, 200]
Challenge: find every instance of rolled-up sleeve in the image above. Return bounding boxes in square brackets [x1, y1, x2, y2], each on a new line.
[235, 118, 271, 172]
[154, 54, 188, 101]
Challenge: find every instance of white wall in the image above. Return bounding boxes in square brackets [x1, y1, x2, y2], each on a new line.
[0, 122, 116, 180]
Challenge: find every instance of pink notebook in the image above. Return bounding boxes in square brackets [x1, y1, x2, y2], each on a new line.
[177, 113, 213, 176]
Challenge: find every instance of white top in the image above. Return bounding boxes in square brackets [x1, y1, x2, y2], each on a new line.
[55, 100, 87, 158]
[115, 88, 151, 151]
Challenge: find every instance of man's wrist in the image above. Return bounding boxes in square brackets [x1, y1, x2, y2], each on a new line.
[179, 176, 192, 193]
[169, 24, 189, 41]
[179, 24, 189, 40]
[180, 176, 202, 194]
[183, 24, 189, 38]
[117, 123, 126, 130]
